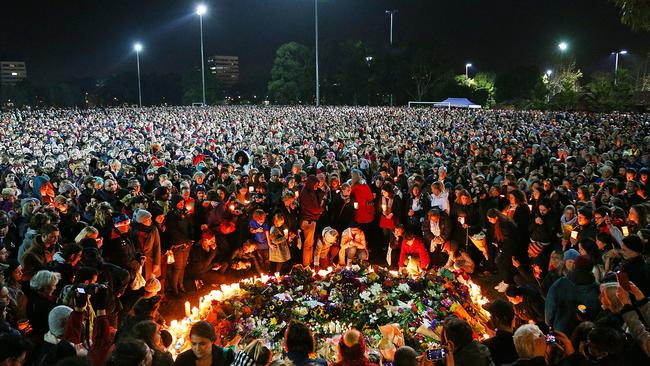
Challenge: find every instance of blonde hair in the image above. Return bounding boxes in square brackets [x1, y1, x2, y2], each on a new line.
[75, 226, 99, 243]
[600, 283, 624, 314]
[243, 339, 272, 366]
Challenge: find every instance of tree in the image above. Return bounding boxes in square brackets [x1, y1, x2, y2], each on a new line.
[585, 69, 635, 111]
[610, 0, 650, 31]
[182, 68, 221, 105]
[408, 48, 449, 102]
[454, 73, 496, 106]
[267, 42, 314, 104]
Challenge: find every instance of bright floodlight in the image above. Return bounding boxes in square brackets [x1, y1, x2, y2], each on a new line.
[133, 43, 143, 52]
[546, 69, 553, 76]
[466, 63, 472, 67]
[365, 56, 373, 62]
[196, 4, 207, 15]
[558, 42, 568, 51]
[619, 50, 628, 54]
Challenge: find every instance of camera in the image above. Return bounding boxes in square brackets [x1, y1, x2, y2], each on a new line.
[77, 282, 108, 296]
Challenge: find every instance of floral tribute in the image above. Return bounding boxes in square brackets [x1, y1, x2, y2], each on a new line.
[168, 264, 491, 359]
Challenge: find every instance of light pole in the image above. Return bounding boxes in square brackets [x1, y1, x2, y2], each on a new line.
[385, 10, 398, 46]
[196, 4, 207, 106]
[365, 56, 373, 105]
[546, 69, 553, 77]
[465, 63, 472, 78]
[315, 0, 320, 106]
[613, 50, 627, 85]
[134, 43, 143, 107]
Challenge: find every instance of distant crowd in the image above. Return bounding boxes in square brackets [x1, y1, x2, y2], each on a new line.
[0, 106, 648, 366]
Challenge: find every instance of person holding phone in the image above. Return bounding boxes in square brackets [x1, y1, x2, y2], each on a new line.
[619, 235, 650, 295]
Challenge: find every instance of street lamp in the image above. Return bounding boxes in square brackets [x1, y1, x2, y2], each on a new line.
[385, 10, 398, 46]
[196, 4, 207, 106]
[365, 56, 373, 66]
[133, 43, 143, 107]
[558, 42, 568, 52]
[465, 63, 472, 78]
[546, 69, 553, 76]
[613, 50, 628, 85]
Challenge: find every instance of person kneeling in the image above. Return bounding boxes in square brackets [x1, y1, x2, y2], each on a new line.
[339, 224, 368, 266]
[398, 232, 429, 272]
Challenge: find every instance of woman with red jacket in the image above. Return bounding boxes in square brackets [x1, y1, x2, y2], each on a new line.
[398, 232, 430, 271]
[350, 170, 375, 225]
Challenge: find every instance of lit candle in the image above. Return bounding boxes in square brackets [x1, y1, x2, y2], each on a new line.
[184, 301, 191, 317]
[283, 229, 289, 237]
[295, 191, 299, 198]
[622, 226, 629, 237]
[353, 202, 359, 209]
[229, 204, 235, 211]
[570, 230, 578, 240]
[381, 203, 387, 212]
[528, 204, 532, 211]
[249, 186, 254, 193]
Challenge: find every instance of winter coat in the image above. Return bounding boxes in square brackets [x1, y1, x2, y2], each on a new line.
[299, 175, 324, 222]
[545, 270, 600, 334]
[351, 183, 375, 224]
[621, 299, 650, 358]
[421, 213, 452, 247]
[453, 340, 495, 366]
[398, 238, 430, 269]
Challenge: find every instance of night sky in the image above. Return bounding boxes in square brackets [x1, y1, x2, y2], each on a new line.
[2, 0, 649, 91]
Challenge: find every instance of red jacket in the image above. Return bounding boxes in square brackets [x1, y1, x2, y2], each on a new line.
[64, 310, 113, 366]
[399, 238, 430, 269]
[351, 183, 375, 224]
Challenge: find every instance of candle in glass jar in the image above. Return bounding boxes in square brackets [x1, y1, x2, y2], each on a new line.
[295, 191, 299, 198]
[283, 229, 288, 237]
[249, 186, 254, 193]
[353, 202, 359, 209]
[622, 226, 629, 237]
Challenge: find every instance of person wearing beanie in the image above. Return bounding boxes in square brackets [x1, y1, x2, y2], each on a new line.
[570, 207, 597, 250]
[563, 248, 580, 271]
[31, 305, 73, 366]
[545, 253, 601, 335]
[621, 235, 650, 295]
[130, 209, 161, 281]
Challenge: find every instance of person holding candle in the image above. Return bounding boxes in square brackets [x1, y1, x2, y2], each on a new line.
[269, 213, 291, 274]
[249, 209, 270, 274]
[397, 232, 429, 271]
[339, 224, 368, 266]
[164, 196, 195, 298]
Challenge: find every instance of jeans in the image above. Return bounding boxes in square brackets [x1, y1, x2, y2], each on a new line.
[169, 243, 191, 293]
[300, 220, 317, 267]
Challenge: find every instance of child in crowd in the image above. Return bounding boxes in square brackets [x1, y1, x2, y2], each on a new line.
[269, 213, 291, 273]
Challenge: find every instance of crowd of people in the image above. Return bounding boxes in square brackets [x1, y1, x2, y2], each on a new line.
[0, 105, 648, 366]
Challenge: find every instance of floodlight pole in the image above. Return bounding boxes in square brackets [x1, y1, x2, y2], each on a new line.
[315, 0, 320, 107]
[136, 50, 142, 107]
[199, 13, 206, 106]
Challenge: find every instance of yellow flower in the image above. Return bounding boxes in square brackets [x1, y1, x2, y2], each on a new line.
[270, 318, 277, 326]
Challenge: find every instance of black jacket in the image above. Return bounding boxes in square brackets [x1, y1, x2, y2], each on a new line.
[482, 330, 518, 366]
[174, 345, 234, 366]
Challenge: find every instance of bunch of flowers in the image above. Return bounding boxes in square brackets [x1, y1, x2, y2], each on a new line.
[173, 264, 490, 359]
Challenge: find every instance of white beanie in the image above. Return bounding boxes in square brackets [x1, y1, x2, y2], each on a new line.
[48, 305, 73, 338]
[322, 227, 339, 245]
[134, 209, 152, 224]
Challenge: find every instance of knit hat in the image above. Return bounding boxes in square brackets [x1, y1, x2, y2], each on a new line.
[113, 213, 131, 227]
[622, 235, 644, 254]
[563, 249, 580, 261]
[574, 255, 594, 272]
[144, 277, 161, 294]
[134, 209, 152, 224]
[48, 305, 73, 338]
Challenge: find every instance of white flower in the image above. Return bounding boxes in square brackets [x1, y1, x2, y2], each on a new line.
[369, 283, 383, 296]
[293, 307, 308, 316]
[397, 283, 411, 293]
[359, 291, 372, 302]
